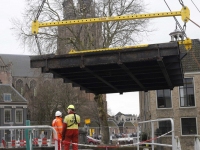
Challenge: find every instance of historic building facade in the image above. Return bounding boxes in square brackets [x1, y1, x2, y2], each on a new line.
[0, 54, 106, 123]
[139, 38, 200, 150]
[114, 112, 138, 124]
[0, 84, 27, 144]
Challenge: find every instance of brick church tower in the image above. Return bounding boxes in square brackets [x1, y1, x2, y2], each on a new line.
[57, 0, 102, 54]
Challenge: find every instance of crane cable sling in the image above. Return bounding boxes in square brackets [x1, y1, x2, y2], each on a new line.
[34, 0, 46, 55]
[179, 0, 184, 7]
[34, 35, 42, 55]
[186, 17, 200, 28]
[187, 0, 200, 69]
[191, 0, 200, 13]
[35, 0, 46, 21]
[164, 0, 187, 38]
[164, 0, 200, 69]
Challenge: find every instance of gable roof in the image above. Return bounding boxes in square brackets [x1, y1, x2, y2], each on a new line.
[0, 54, 41, 77]
[107, 120, 118, 127]
[116, 112, 123, 116]
[0, 84, 27, 102]
[0, 57, 6, 66]
[180, 39, 200, 72]
[124, 121, 135, 127]
[124, 114, 132, 116]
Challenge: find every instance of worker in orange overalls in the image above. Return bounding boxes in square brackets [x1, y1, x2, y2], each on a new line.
[62, 105, 80, 150]
[52, 111, 63, 150]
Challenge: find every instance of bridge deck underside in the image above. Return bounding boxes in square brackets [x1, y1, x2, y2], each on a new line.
[30, 42, 185, 94]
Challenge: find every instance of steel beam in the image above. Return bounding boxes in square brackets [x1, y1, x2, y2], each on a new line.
[50, 69, 95, 94]
[118, 62, 147, 91]
[30, 42, 179, 69]
[83, 67, 121, 93]
[30, 42, 184, 94]
[157, 57, 173, 89]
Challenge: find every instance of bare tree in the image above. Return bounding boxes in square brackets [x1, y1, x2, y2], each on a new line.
[28, 78, 87, 125]
[12, 0, 151, 144]
[96, 0, 150, 48]
[12, 0, 150, 54]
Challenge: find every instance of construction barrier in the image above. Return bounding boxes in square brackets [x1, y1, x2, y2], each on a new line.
[10, 138, 54, 148]
[0, 126, 58, 150]
[0, 122, 183, 150]
[53, 130, 173, 148]
[2, 139, 5, 148]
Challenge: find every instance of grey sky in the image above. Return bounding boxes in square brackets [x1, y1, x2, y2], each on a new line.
[0, 0, 200, 116]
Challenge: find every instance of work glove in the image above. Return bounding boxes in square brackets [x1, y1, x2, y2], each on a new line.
[62, 135, 65, 141]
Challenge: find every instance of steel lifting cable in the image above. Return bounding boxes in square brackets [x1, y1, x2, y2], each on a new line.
[35, 0, 46, 21]
[163, 0, 187, 38]
[164, 0, 200, 69]
[186, 17, 200, 28]
[179, 0, 184, 7]
[187, 0, 200, 68]
[191, 0, 200, 14]
[187, 0, 200, 28]
[35, 35, 42, 55]
[34, 0, 46, 55]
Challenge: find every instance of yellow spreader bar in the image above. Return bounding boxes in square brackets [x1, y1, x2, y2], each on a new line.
[69, 37, 192, 54]
[69, 45, 149, 54]
[32, 6, 190, 34]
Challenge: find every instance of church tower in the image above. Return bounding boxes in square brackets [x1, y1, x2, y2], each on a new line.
[57, 0, 102, 54]
[78, 0, 92, 14]
[62, 0, 76, 20]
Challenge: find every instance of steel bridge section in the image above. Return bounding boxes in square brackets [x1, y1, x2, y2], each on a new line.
[30, 42, 185, 94]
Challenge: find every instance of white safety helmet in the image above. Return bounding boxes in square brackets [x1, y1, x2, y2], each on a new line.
[55, 111, 62, 117]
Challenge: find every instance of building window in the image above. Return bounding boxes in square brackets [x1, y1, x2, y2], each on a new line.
[159, 120, 172, 135]
[16, 79, 23, 95]
[157, 89, 172, 108]
[179, 78, 195, 107]
[16, 110, 23, 123]
[4, 109, 11, 123]
[3, 93, 12, 102]
[181, 118, 197, 135]
[34, 88, 37, 97]
[30, 80, 37, 97]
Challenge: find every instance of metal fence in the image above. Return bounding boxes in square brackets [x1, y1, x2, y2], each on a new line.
[0, 119, 182, 150]
[0, 126, 58, 150]
[137, 118, 176, 150]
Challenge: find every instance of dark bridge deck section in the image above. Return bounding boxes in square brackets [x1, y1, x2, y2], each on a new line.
[30, 42, 185, 94]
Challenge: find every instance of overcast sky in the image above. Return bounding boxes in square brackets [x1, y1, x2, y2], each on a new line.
[0, 0, 200, 116]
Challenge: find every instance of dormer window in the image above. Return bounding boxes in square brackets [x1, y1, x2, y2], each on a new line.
[3, 93, 12, 102]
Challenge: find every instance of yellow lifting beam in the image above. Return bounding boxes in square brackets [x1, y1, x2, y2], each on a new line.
[69, 45, 148, 54]
[32, 6, 190, 35]
[69, 37, 192, 54]
[31, 6, 191, 51]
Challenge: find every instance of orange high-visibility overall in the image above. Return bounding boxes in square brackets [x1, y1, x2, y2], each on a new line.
[52, 117, 63, 150]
